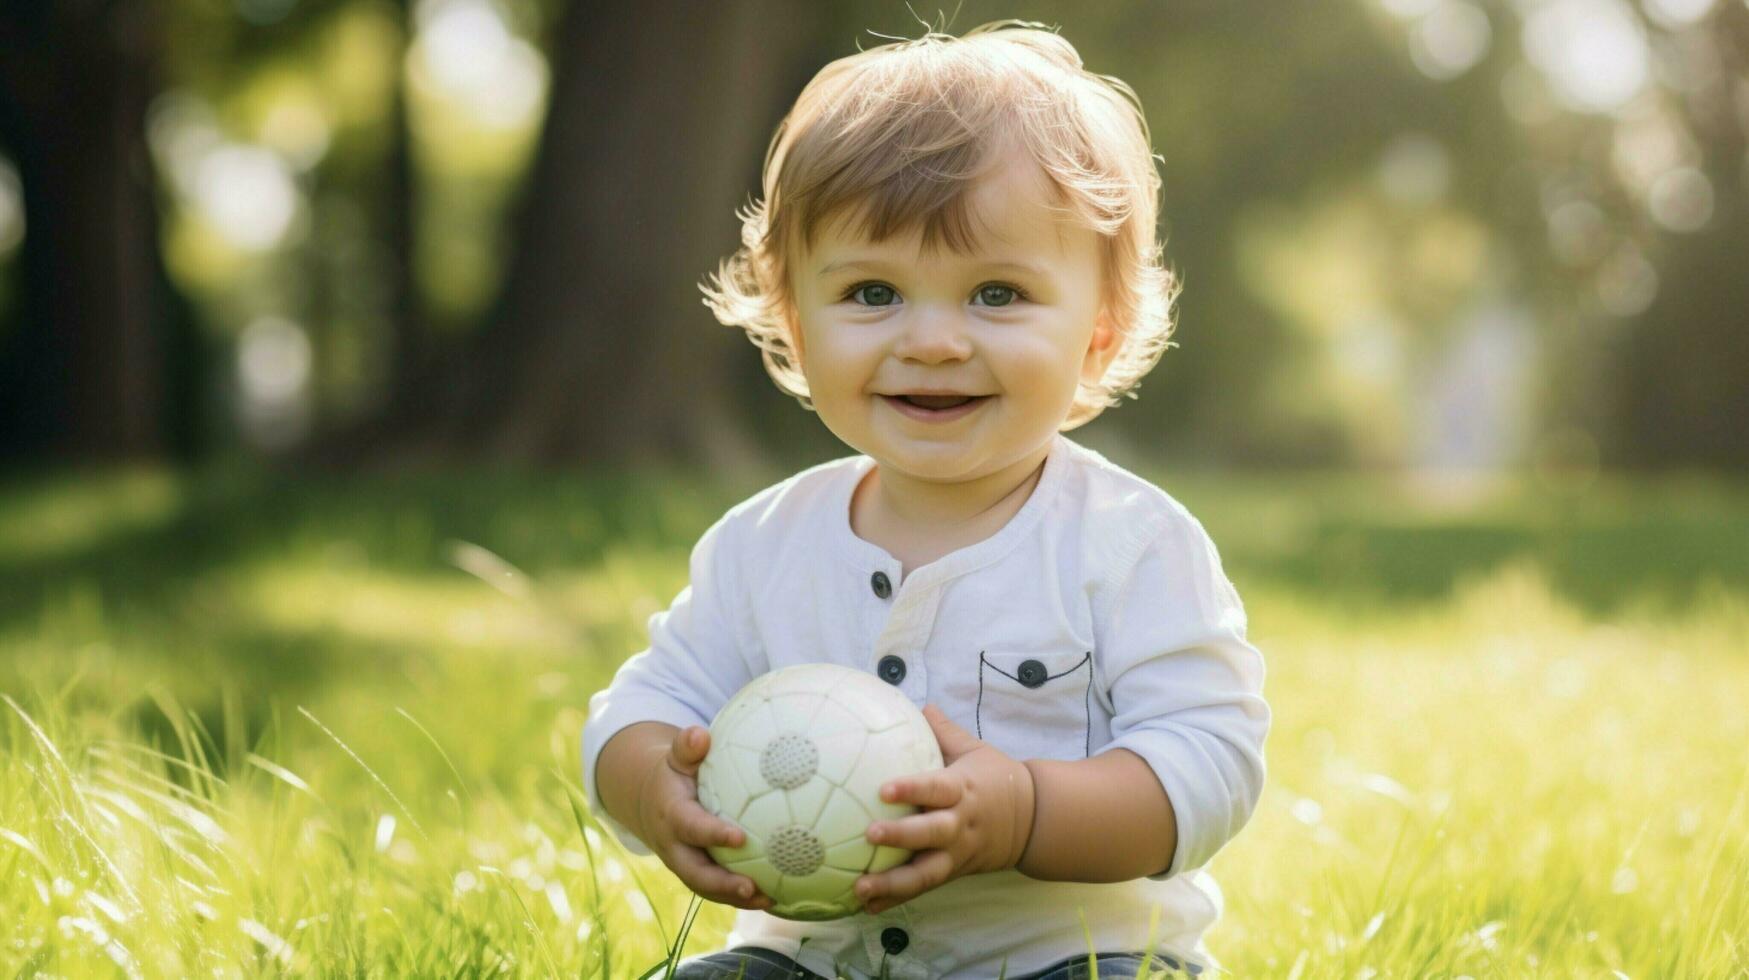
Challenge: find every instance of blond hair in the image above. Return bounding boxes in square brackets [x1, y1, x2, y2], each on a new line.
[700, 20, 1178, 429]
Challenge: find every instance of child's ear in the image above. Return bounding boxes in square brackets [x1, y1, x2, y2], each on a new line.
[1080, 308, 1120, 386]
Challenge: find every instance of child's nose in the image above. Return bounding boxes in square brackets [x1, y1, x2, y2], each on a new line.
[893, 307, 973, 364]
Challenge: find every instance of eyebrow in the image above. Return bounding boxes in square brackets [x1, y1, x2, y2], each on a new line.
[815, 258, 1049, 279]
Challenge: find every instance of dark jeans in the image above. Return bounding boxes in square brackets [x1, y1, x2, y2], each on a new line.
[668, 944, 1204, 979]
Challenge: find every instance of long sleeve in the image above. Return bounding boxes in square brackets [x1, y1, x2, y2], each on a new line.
[580, 512, 763, 856]
[1092, 508, 1270, 881]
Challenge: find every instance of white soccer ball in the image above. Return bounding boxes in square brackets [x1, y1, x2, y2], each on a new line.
[698, 663, 944, 920]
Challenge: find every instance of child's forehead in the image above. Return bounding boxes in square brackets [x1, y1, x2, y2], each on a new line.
[804, 156, 1078, 266]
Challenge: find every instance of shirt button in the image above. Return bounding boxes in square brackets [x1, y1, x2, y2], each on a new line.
[880, 926, 909, 955]
[876, 655, 906, 685]
[870, 571, 892, 599]
[1017, 659, 1047, 688]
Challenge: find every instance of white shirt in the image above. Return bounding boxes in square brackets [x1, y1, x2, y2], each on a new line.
[582, 432, 1270, 979]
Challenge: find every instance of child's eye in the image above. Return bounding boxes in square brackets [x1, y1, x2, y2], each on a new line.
[843, 282, 900, 307]
[972, 283, 1028, 307]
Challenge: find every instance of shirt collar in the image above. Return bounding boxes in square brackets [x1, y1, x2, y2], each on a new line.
[830, 432, 1072, 588]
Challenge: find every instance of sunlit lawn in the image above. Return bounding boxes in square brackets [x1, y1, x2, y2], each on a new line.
[1, 462, 1744, 977]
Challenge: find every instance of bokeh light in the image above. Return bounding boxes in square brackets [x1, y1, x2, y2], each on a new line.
[1594, 241, 1659, 315]
[1499, 61, 1559, 124]
[1377, 133, 1452, 205]
[258, 89, 333, 173]
[1546, 199, 1612, 266]
[149, 91, 304, 255]
[1522, 0, 1650, 113]
[194, 146, 300, 253]
[411, 0, 548, 130]
[237, 316, 314, 448]
[1409, 1, 1492, 80]
[1647, 165, 1714, 230]
[1610, 106, 1696, 193]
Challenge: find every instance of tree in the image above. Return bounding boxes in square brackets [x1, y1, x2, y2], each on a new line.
[314, 0, 835, 471]
[0, 0, 198, 461]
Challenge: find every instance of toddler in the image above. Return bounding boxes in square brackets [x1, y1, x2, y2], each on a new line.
[582, 20, 1269, 980]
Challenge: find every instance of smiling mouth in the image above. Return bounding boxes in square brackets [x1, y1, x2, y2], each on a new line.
[878, 393, 994, 420]
[893, 394, 985, 409]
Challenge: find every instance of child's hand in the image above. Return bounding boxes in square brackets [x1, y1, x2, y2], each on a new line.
[637, 725, 774, 912]
[854, 704, 1036, 915]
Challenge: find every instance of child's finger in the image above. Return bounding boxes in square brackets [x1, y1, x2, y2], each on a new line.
[668, 843, 771, 910]
[867, 808, 960, 851]
[880, 771, 961, 809]
[667, 726, 709, 775]
[856, 849, 953, 910]
[674, 805, 747, 850]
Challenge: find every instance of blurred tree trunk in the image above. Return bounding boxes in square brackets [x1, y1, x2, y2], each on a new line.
[0, 0, 194, 462]
[1615, 185, 1749, 468]
[316, 0, 832, 473]
[383, 0, 430, 417]
[1613, 14, 1749, 469]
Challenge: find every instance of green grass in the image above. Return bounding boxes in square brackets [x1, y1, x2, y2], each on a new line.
[1, 463, 1745, 977]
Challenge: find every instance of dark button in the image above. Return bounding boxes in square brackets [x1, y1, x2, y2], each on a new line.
[1017, 659, 1048, 688]
[870, 571, 892, 599]
[877, 655, 906, 685]
[880, 926, 909, 955]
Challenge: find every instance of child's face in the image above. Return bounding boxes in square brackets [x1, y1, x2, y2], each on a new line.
[790, 156, 1118, 484]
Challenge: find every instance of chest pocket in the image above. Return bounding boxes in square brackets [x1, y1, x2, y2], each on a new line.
[975, 649, 1093, 761]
